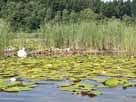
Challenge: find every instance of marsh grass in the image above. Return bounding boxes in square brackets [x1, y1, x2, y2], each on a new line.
[0, 19, 12, 57]
[38, 19, 136, 55]
[5, 19, 136, 55]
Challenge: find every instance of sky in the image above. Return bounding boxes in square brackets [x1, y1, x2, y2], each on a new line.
[101, 0, 133, 2]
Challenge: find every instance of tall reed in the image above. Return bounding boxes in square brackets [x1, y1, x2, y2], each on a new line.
[38, 19, 136, 55]
[8, 19, 136, 55]
[0, 19, 12, 57]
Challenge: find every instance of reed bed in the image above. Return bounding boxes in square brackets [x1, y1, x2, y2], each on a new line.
[3, 19, 136, 56]
[38, 19, 136, 55]
[0, 19, 12, 57]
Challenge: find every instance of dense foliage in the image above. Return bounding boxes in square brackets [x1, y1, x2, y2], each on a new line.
[0, 0, 135, 31]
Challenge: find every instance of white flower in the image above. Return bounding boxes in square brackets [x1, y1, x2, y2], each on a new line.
[9, 77, 16, 82]
[47, 64, 53, 68]
[102, 71, 106, 74]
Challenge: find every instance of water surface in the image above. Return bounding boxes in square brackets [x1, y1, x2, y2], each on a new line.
[0, 80, 135, 102]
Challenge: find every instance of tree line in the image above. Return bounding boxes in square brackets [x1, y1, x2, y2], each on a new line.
[0, 0, 135, 32]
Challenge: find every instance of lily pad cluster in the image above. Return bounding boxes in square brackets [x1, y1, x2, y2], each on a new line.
[0, 56, 135, 94]
[0, 79, 36, 92]
[58, 83, 103, 97]
[103, 78, 135, 88]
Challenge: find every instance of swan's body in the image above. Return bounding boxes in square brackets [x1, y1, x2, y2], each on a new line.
[17, 48, 27, 58]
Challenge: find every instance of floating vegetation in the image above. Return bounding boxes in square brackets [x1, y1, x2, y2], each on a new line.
[58, 83, 103, 97]
[0, 79, 36, 92]
[0, 56, 136, 95]
[103, 78, 129, 88]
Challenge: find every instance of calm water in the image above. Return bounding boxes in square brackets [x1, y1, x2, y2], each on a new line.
[0, 80, 136, 102]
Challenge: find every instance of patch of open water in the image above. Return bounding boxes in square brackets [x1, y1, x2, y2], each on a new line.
[0, 80, 135, 102]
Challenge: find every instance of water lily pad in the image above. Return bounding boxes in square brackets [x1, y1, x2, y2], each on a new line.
[58, 83, 102, 97]
[103, 78, 120, 87]
[0, 80, 36, 92]
[0, 56, 136, 94]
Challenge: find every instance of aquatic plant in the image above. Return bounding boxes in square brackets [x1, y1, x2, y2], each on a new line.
[58, 83, 103, 97]
[0, 19, 13, 57]
[0, 56, 136, 94]
[103, 78, 136, 88]
[5, 19, 136, 55]
[0, 79, 36, 92]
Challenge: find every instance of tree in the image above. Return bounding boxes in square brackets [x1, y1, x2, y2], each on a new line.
[132, 0, 136, 17]
[80, 8, 98, 20]
[0, 0, 134, 32]
[45, 8, 53, 21]
[69, 10, 78, 23]
[54, 11, 62, 22]
[62, 9, 69, 22]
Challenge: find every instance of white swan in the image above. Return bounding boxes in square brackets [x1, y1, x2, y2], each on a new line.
[17, 48, 27, 58]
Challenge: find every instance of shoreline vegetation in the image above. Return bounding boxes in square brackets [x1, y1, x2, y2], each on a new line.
[3, 19, 136, 56]
[0, 0, 136, 56]
[4, 48, 133, 57]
